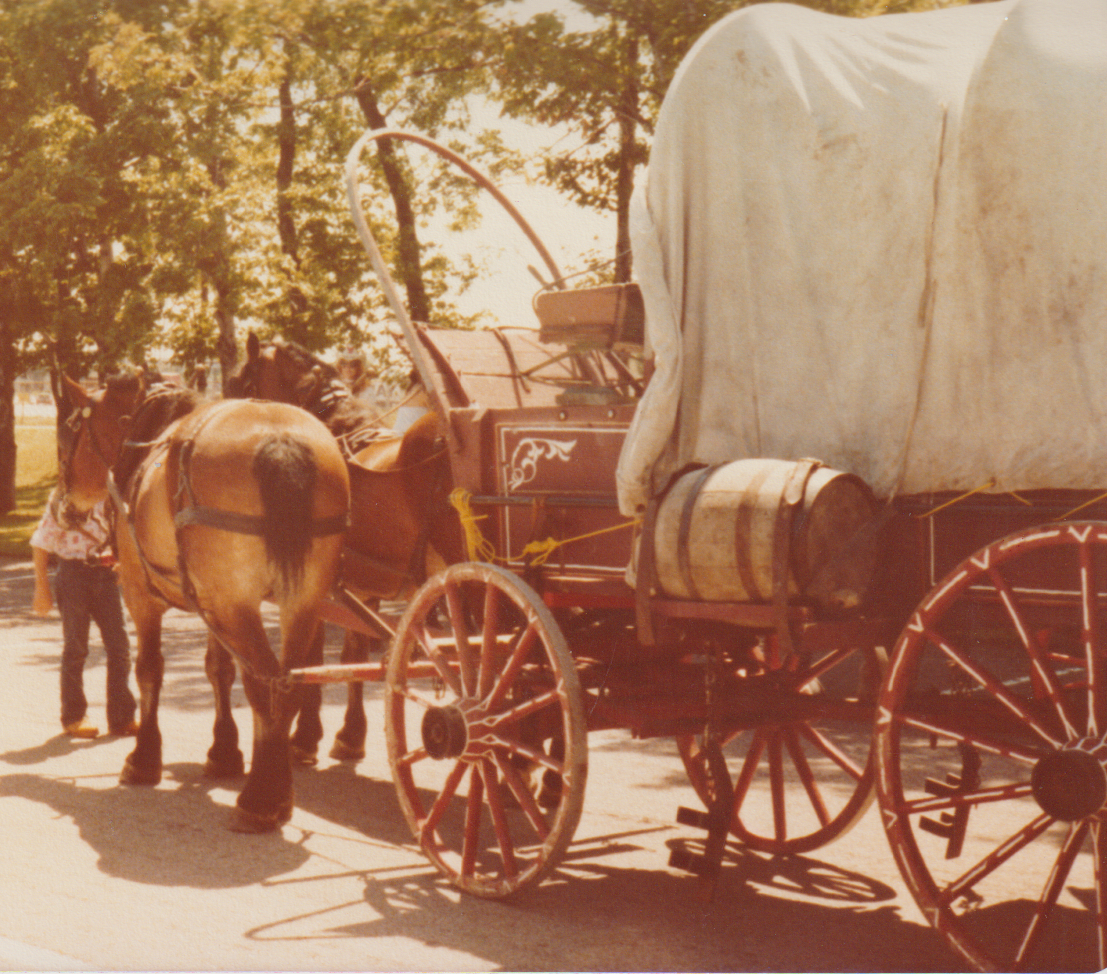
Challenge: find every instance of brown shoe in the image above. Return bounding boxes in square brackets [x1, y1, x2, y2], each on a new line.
[63, 720, 100, 739]
[108, 721, 139, 737]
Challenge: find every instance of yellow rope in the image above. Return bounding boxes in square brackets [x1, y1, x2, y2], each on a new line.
[920, 480, 996, 518]
[1054, 490, 1107, 522]
[450, 488, 498, 562]
[449, 488, 640, 565]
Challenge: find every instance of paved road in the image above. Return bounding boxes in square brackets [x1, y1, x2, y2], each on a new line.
[0, 556, 962, 972]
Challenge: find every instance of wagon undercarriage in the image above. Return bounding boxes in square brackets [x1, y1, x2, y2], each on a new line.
[296, 5, 1107, 959]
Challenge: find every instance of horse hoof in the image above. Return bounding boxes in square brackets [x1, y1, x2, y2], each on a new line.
[329, 738, 365, 762]
[229, 800, 293, 834]
[290, 744, 318, 766]
[119, 756, 161, 786]
[204, 754, 245, 779]
[228, 807, 278, 834]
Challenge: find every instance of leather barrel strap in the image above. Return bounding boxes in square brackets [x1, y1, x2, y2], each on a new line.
[770, 459, 822, 660]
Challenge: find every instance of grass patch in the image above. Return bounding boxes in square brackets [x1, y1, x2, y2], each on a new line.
[0, 424, 58, 558]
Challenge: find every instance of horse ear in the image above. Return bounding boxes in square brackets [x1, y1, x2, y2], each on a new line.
[247, 331, 260, 362]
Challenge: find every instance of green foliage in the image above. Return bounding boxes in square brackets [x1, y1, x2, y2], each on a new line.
[0, 0, 995, 387]
[0, 0, 522, 389]
[491, 0, 985, 277]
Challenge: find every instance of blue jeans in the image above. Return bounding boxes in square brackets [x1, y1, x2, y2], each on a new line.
[54, 559, 136, 730]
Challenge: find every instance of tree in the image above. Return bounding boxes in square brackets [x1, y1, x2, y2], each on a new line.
[87, 0, 519, 380]
[492, 0, 986, 283]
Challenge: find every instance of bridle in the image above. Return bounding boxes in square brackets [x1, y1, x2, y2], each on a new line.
[235, 346, 352, 422]
[60, 400, 116, 497]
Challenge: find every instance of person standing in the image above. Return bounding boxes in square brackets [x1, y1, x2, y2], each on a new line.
[31, 488, 138, 739]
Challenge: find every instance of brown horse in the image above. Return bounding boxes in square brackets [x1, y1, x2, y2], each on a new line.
[62, 374, 350, 832]
[226, 335, 463, 763]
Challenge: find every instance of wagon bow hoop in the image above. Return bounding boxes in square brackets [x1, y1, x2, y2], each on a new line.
[344, 128, 565, 438]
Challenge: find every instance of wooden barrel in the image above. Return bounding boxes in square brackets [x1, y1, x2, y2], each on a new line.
[652, 459, 879, 611]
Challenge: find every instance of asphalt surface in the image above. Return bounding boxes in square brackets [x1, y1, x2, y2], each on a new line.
[0, 555, 964, 972]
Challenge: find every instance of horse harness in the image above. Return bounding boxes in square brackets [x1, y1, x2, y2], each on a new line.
[341, 444, 452, 602]
[110, 400, 348, 691]
[238, 348, 450, 598]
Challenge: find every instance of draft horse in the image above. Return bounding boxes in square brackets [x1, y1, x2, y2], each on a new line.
[227, 335, 463, 763]
[63, 374, 350, 832]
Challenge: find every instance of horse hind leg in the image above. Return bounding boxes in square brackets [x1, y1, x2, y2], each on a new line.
[289, 623, 325, 765]
[329, 629, 371, 761]
[204, 636, 245, 778]
[227, 600, 333, 833]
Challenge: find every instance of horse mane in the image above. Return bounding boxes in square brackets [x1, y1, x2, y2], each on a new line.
[114, 384, 202, 489]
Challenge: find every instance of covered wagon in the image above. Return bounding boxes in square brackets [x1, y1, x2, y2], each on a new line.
[313, 0, 1107, 969]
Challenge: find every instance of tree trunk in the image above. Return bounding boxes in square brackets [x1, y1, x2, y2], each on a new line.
[0, 316, 15, 515]
[215, 291, 237, 396]
[614, 34, 638, 284]
[352, 77, 432, 323]
[276, 66, 308, 319]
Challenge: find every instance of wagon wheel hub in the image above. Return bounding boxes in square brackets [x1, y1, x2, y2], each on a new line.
[1031, 737, 1107, 822]
[421, 704, 468, 760]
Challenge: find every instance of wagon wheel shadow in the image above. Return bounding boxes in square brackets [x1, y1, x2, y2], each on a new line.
[665, 836, 898, 903]
[244, 838, 962, 973]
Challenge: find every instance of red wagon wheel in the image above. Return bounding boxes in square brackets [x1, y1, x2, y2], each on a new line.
[876, 522, 1107, 972]
[677, 638, 885, 854]
[385, 562, 587, 898]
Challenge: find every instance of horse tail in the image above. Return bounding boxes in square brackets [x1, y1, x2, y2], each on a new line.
[252, 433, 316, 591]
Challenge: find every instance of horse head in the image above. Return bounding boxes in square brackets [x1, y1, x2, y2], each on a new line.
[228, 333, 347, 420]
[60, 371, 144, 513]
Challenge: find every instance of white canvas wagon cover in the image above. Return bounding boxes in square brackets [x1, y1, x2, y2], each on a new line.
[616, 0, 1107, 515]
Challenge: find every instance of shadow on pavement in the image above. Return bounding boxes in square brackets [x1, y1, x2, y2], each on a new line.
[0, 762, 310, 888]
[243, 843, 962, 972]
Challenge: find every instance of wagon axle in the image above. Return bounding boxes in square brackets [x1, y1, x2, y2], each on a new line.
[421, 704, 468, 760]
[1031, 737, 1107, 823]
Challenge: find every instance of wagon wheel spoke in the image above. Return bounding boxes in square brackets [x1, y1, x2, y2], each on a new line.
[479, 758, 519, 881]
[797, 646, 861, 690]
[795, 722, 865, 781]
[1077, 534, 1107, 737]
[484, 621, 541, 712]
[461, 764, 485, 879]
[893, 709, 1043, 765]
[782, 726, 830, 828]
[487, 689, 561, 730]
[768, 731, 787, 843]
[731, 729, 768, 817]
[922, 625, 1063, 748]
[478, 582, 502, 698]
[494, 751, 550, 837]
[899, 781, 1033, 816]
[489, 733, 564, 776]
[1013, 820, 1089, 970]
[444, 579, 477, 697]
[938, 813, 1054, 906]
[987, 565, 1079, 739]
[394, 743, 428, 769]
[412, 620, 462, 697]
[420, 758, 468, 841]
